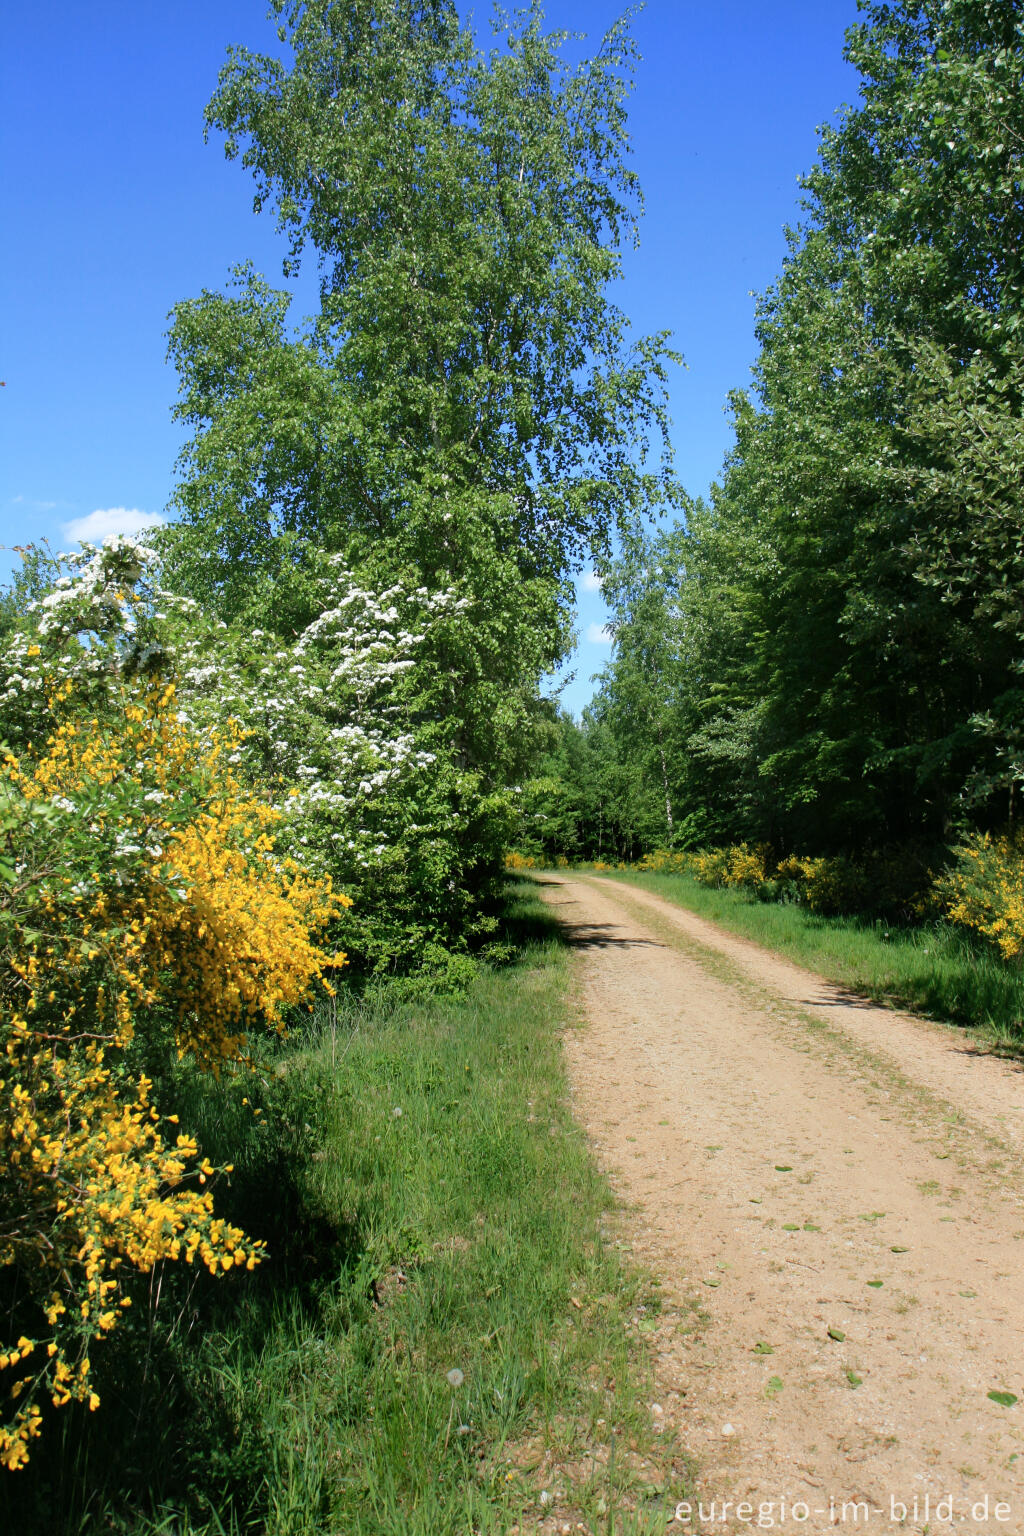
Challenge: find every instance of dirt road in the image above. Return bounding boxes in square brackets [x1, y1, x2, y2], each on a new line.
[537, 874, 1024, 1535]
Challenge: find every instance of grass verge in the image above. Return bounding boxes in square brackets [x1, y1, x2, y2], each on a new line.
[583, 869, 1024, 1050]
[4, 880, 686, 1535]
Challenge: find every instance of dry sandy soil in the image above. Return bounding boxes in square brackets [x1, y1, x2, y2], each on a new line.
[536, 874, 1024, 1536]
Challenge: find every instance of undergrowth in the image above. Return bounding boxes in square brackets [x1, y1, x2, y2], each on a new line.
[2, 881, 685, 1535]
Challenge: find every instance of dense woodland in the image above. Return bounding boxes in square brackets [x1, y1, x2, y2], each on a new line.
[527, 0, 1024, 894]
[2, 0, 1024, 1527]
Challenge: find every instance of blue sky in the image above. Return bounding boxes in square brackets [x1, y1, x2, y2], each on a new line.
[1, 1, 860, 712]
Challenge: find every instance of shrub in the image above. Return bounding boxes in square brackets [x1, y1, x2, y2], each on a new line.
[635, 849, 690, 875]
[0, 681, 346, 1468]
[773, 854, 858, 914]
[505, 851, 538, 870]
[672, 843, 773, 892]
[935, 830, 1024, 961]
[634, 844, 926, 919]
[774, 850, 926, 918]
[4, 536, 515, 978]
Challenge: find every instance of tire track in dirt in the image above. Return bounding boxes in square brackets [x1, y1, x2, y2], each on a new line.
[538, 874, 1024, 1535]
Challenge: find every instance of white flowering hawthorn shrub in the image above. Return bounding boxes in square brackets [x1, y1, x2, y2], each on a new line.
[172, 555, 512, 974]
[0, 537, 513, 977]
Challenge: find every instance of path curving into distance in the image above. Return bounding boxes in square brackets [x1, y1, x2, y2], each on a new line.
[537, 873, 1024, 1535]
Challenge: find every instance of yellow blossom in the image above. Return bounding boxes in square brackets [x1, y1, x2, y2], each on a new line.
[0, 679, 349, 1467]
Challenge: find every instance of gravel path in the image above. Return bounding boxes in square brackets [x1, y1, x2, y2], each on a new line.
[537, 874, 1024, 1535]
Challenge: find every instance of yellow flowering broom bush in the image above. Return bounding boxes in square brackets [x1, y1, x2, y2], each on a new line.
[634, 849, 690, 874]
[630, 845, 924, 918]
[503, 851, 539, 870]
[935, 830, 1024, 961]
[635, 844, 773, 891]
[773, 853, 866, 913]
[0, 681, 349, 1469]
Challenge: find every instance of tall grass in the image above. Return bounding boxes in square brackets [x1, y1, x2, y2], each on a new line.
[591, 868, 1024, 1048]
[3, 883, 684, 1534]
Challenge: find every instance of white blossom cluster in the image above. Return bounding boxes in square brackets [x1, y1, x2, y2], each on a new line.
[0, 532, 495, 967]
[35, 536, 160, 637]
[1, 534, 464, 886]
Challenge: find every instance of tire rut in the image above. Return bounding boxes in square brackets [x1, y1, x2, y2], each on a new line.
[538, 874, 1024, 1535]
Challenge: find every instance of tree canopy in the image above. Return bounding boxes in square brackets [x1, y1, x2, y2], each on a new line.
[164, 2, 676, 662]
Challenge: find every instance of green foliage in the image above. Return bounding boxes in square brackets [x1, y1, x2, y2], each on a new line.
[544, 0, 1024, 873]
[2, 894, 680, 1534]
[155, 0, 678, 970]
[590, 537, 688, 846]
[703, 0, 1024, 847]
[163, 0, 678, 776]
[519, 708, 670, 864]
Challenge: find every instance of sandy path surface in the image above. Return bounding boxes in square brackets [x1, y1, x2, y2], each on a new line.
[537, 874, 1024, 1536]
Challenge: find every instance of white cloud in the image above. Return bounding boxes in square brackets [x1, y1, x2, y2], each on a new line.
[61, 507, 164, 544]
[10, 494, 61, 510]
[581, 569, 603, 592]
[586, 621, 613, 645]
